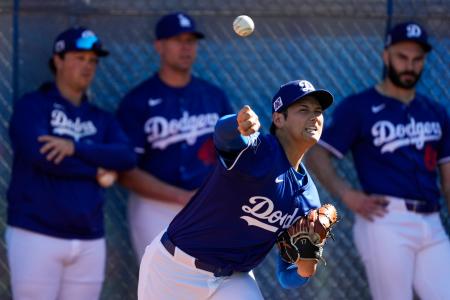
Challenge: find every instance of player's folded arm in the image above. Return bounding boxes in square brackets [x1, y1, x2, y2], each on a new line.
[13, 132, 97, 179]
[74, 114, 137, 171]
[9, 99, 97, 179]
[13, 138, 97, 178]
[74, 142, 136, 171]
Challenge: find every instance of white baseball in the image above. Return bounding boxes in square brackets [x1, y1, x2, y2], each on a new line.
[233, 15, 255, 37]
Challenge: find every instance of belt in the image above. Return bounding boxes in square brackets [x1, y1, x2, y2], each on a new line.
[404, 199, 440, 213]
[160, 232, 233, 277]
[388, 196, 440, 213]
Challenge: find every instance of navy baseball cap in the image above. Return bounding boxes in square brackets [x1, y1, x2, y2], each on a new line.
[272, 80, 333, 113]
[52, 27, 109, 56]
[385, 22, 432, 52]
[155, 12, 205, 40]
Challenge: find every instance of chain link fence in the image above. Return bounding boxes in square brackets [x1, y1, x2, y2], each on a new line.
[0, 0, 449, 299]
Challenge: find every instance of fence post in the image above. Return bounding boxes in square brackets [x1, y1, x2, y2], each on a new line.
[12, 0, 20, 103]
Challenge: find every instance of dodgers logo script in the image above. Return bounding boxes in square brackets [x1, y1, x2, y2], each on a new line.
[372, 118, 441, 153]
[144, 111, 219, 150]
[51, 110, 97, 141]
[240, 196, 301, 232]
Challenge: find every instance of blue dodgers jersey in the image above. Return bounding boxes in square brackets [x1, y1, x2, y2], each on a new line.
[117, 74, 233, 190]
[7, 83, 136, 239]
[168, 134, 321, 273]
[320, 88, 450, 204]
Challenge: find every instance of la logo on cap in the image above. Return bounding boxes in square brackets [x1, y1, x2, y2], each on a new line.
[178, 14, 191, 28]
[54, 40, 65, 52]
[406, 24, 421, 38]
[298, 80, 315, 92]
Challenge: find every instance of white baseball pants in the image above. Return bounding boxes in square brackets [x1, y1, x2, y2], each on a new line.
[353, 198, 450, 300]
[128, 192, 183, 261]
[138, 231, 263, 300]
[5, 226, 105, 300]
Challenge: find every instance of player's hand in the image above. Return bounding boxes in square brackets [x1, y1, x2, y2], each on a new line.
[237, 105, 260, 136]
[97, 168, 118, 188]
[38, 135, 75, 164]
[341, 189, 389, 221]
[296, 259, 319, 277]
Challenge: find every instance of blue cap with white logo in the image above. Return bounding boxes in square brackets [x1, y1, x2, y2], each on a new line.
[271, 80, 333, 113]
[52, 27, 109, 56]
[385, 22, 432, 52]
[155, 12, 205, 40]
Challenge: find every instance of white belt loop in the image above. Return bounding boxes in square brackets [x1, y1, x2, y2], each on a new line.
[385, 196, 409, 211]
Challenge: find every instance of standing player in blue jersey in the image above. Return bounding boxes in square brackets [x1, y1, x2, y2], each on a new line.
[116, 12, 233, 261]
[137, 79, 334, 299]
[6, 27, 136, 300]
[307, 22, 450, 300]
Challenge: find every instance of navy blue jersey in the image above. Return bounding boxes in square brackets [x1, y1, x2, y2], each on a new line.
[116, 74, 233, 190]
[7, 83, 136, 239]
[320, 88, 450, 205]
[168, 132, 321, 273]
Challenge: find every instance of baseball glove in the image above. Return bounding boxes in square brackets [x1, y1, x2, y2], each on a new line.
[276, 204, 338, 264]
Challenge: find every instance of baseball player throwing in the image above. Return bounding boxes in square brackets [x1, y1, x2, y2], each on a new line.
[138, 79, 334, 299]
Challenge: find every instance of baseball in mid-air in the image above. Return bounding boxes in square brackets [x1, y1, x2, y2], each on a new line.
[233, 15, 255, 37]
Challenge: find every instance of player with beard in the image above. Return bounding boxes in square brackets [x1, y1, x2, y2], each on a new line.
[306, 22, 450, 300]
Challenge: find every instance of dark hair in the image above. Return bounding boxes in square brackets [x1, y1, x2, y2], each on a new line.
[48, 53, 66, 74]
[269, 110, 288, 135]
